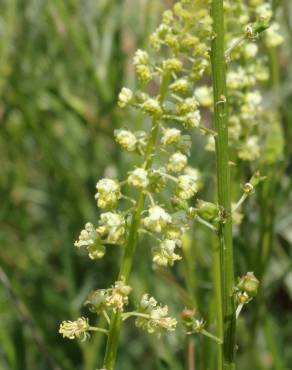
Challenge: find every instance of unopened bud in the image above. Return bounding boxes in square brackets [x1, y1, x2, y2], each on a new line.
[243, 182, 254, 193]
[197, 200, 219, 222]
[237, 272, 260, 298]
[181, 308, 195, 328]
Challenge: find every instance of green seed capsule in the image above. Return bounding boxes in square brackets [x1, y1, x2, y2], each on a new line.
[197, 200, 219, 222]
[181, 308, 195, 328]
[237, 272, 260, 298]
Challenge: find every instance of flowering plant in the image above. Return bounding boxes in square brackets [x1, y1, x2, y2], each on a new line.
[59, 1, 283, 369]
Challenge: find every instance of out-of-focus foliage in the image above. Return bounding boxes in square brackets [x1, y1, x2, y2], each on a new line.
[0, 1, 291, 370]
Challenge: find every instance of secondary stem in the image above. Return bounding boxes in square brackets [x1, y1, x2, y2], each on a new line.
[250, 45, 281, 366]
[102, 73, 170, 370]
[210, 1, 236, 369]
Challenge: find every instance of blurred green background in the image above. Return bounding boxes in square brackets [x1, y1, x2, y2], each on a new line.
[0, 1, 291, 370]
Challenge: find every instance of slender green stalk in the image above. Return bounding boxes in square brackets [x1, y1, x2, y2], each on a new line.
[200, 329, 223, 345]
[102, 73, 170, 370]
[210, 1, 236, 369]
[212, 234, 223, 369]
[250, 45, 282, 367]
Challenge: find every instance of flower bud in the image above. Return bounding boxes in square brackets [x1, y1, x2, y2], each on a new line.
[142, 98, 163, 116]
[139, 294, 157, 310]
[95, 178, 121, 209]
[162, 58, 183, 73]
[148, 169, 166, 193]
[176, 174, 198, 199]
[197, 200, 219, 222]
[167, 152, 188, 173]
[192, 318, 205, 332]
[115, 279, 132, 297]
[237, 272, 260, 298]
[133, 50, 152, 83]
[143, 205, 172, 233]
[136, 294, 177, 335]
[162, 10, 173, 25]
[136, 64, 152, 83]
[74, 223, 105, 259]
[156, 24, 169, 38]
[243, 182, 254, 194]
[170, 78, 190, 93]
[165, 34, 180, 50]
[106, 280, 132, 312]
[176, 97, 199, 115]
[152, 239, 181, 266]
[237, 291, 250, 304]
[181, 309, 205, 333]
[114, 129, 137, 152]
[181, 35, 199, 50]
[128, 168, 149, 188]
[161, 128, 181, 145]
[133, 49, 149, 65]
[97, 212, 126, 244]
[118, 87, 133, 108]
[183, 111, 201, 129]
[181, 308, 195, 328]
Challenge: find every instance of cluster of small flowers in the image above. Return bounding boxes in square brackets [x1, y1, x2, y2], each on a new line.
[114, 129, 148, 154]
[227, 1, 283, 162]
[202, 1, 284, 163]
[59, 284, 178, 341]
[135, 294, 177, 336]
[60, 0, 224, 347]
[57, 2, 246, 357]
[138, 202, 182, 266]
[80, 1, 214, 266]
[74, 209, 126, 259]
[116, 0, 214, 142]
[95, 178, 121, 209]
[73, 178, 127, 260]
[234, 272, 260, 305]
[149, 0, 212, 80]
[59, 317, 90, 341]
[59, 281, 131, 342]
[108, 1, 220, 267]
[85, 280, 132, 313]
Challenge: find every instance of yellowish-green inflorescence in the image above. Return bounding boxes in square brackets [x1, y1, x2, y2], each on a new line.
[203, 0, 284, 165]
[60, 0, 213, 347]
[59, 0, 280, 367]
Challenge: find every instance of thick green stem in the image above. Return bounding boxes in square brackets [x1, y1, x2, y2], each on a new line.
[102, 74, 170, 370]
[210, 1, 236, 369]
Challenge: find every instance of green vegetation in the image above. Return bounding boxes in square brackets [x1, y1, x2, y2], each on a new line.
[0, 1, 292, 370]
